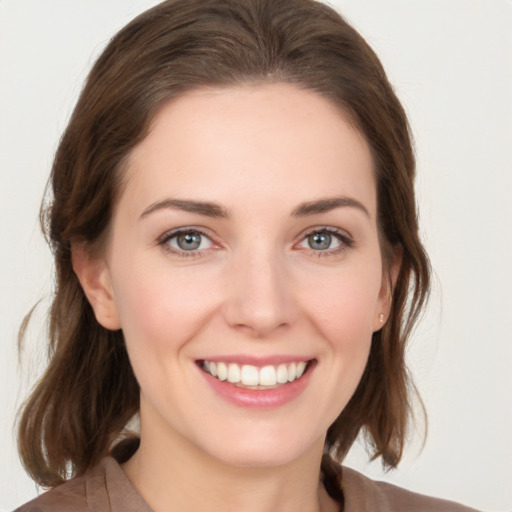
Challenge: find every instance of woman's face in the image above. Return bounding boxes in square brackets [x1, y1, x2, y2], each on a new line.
[86, 83, 392, 468]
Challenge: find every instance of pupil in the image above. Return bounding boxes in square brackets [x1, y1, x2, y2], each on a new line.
[178, 232, 201, 250]
[309, 232, 331, 250]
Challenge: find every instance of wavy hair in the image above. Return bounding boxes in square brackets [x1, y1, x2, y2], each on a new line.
[18, 0, 430, 493]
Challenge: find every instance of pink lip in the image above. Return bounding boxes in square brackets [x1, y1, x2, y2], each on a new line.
[198, 354, 312, 366]
[198, 359, 316, 409]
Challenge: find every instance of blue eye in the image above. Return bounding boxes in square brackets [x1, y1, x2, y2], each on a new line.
[163, 230, 213, 254]
[297, 228, 353, 256]
[306, 232, 337, 250]
[176, 232, 202, 250]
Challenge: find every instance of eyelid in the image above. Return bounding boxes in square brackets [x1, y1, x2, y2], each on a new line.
[157, 226, 220, 257]
[294, 226, 355, 254]
[156, 224, 354, 258]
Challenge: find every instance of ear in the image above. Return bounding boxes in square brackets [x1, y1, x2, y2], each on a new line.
[72, 243, 121, 330]
[373, 245, 402, 332]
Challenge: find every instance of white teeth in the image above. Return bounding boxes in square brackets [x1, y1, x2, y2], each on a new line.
[287, 362, 297, 382]
[202, 360, 309, 387]
[241, 365, 259, 386]
[276, 364, 288, 384]
[227, 363, 241, 383]
[217, 362, 228, 381]
[296, 361, 306, 378]
[259, 365, 277, 386]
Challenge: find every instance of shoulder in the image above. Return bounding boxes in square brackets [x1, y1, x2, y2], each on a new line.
[341, 466, 480, 512]
[14, 457, 152, 512]
[14, 474, 91, 512]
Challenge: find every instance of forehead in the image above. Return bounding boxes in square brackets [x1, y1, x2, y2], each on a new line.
[122, 83, 376, 218]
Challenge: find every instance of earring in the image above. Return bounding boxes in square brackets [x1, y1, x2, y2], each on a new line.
[379, 313, 384, 323]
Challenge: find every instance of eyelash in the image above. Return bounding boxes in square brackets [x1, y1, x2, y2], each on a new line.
[158, 227, 214, 258]
[297, 227, 354, 258]
[157, 226, 354, 259]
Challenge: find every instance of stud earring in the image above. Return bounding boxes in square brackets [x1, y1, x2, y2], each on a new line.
[379, 313, 384, 323]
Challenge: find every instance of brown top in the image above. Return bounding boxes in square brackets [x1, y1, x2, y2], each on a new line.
[15, 457, 479, 512]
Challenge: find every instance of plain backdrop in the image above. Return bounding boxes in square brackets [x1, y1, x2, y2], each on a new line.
[1, 1, 511, 510]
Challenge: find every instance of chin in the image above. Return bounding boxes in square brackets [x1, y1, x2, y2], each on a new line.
[194, 425, 324, 469]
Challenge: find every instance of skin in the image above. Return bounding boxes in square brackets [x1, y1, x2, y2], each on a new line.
[74, 83, 396, 512]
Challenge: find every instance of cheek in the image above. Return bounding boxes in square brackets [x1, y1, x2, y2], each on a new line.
[303, 263, 382, 413]
[109, 258, 220, 353]
[108, 263, 221, 408]
[300, 262, 382, 348]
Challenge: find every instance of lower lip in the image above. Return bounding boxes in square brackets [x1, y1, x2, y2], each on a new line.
[199, 361, 315, 409]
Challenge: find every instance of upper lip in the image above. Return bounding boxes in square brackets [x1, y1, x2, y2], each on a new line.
[196, 355, 314, 367]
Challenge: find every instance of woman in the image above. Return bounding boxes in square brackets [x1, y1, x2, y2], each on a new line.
[14, 0, 478, 510]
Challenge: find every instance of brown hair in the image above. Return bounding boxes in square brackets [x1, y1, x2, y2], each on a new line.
[18, 0, 430, 495]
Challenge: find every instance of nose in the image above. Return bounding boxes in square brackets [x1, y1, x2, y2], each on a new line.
[222, 247, 297, 338]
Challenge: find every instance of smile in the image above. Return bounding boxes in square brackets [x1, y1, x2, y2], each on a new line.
[200, 360, 310, 389]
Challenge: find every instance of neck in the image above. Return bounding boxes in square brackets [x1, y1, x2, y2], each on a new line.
[122, 417, 338, 512]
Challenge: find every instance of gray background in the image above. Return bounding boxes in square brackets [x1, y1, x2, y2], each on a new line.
[1, 1, 511, 510]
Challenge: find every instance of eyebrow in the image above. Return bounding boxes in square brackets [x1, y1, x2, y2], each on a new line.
[139, 195, 369, 220]
[140, 198, 229, 219]
[291, 196, 370, 218]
